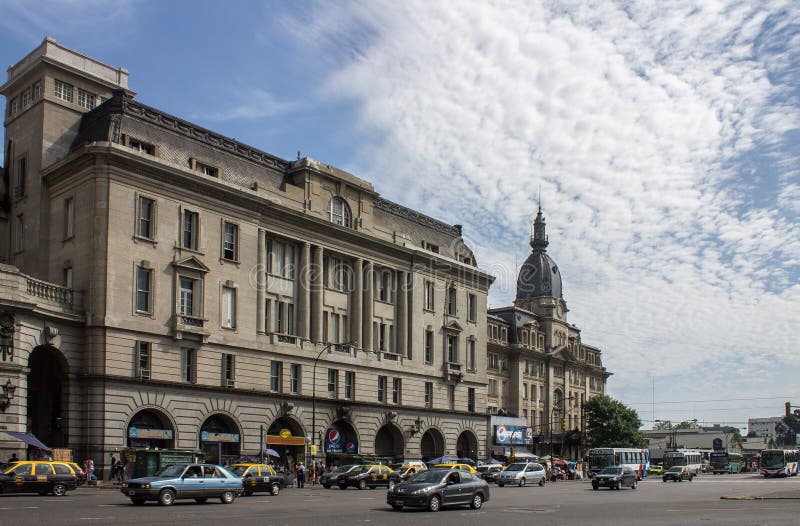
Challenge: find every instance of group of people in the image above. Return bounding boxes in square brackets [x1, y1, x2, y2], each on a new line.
[287, 461, 326, 488]
[107, 454, 126, 483]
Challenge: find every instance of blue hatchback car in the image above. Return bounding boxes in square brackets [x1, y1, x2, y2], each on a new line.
[122, 463, 243, 505]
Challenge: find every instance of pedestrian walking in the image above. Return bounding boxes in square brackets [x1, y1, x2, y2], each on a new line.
[297, 462, 306, 488]
[116, 458, 125, 483]
[87, 458, 96, 481]
[109, 455, 117, 481]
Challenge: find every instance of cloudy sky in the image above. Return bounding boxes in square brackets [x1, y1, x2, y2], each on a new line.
[2, 0, 798, 431]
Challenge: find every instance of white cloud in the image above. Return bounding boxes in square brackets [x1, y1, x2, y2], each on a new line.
[282, 0, 800, 425]
[190, 87, 295, 122]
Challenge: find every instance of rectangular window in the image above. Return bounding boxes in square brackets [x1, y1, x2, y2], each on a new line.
[9, 98, 17, 116]
[138, 196, 155, 239]
[54, 79, 73, 102]
[33, 82, 42, 100]
[136, 341, 151, 379]
[329, 312, 340, 343]
[378, 323, 387, 352]
[273, 301, 295, 334]
[182, 210, 199, 250]
[448, 384, 455, 410]
[222, 354, 235, 387]
[194, 160, 219, 177]
[468, 294, 477, 322]
[270, 361, 282, 393]
[377, 375, 387, 403]
[136, 266, 152, 313]
[267, 238, 296, 279]
[179, 277, 195, 316]
[76, 89, 95, 109]
[64, 197, 75, 239]
[468, 388, 475, 412]
[15, 157, 26, 199]
[21, 89, 31, 107]
[447, 334, 458, 363]
[327, 369, 338, 398]
[290, 364, 301, 394]
[488, 353, 498, 370]
[392, 378, 402, 404]
[447, 287, 457, 316]
[488, 379, 498, 397]
[181, 348, 195, 383]
[344, 371, 355, 400]
[221, 286, 236, 328]
[222, 222, 238, 261]
[63, 266, 73, 290]
[467, 339, 476, 372]
[378, 270, 391, 302]
[424, 329, 434, 364]
[323, 255, 350, 291]
[424, 280, 435, 310]
[15, 214, 24, 252]
[424, 382, 433, 408]
[127, 137, 155, 155]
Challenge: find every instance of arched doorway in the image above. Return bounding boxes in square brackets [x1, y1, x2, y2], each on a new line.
[456, 430, 478, 460]
[374, 424, 404, 462]
[420, 428, 445, 461]
[200, 414, 241, 465]
[267, 416, 306, 468]
[27, 347, 68, 448]
[127, 409, 175, 449]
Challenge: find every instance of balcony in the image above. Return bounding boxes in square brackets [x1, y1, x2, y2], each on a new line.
[172, 314, 209, 341]
[0, 264, 85, 322]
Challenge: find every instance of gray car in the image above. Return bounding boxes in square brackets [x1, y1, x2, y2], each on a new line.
[496, 462, 546, 487]
[122, 463, 243, 505]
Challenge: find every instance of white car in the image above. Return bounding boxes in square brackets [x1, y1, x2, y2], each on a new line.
[496, 462, 546, 487]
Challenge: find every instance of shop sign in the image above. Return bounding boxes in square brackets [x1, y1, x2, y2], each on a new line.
[128, 427, 173, 440]
[494, 425, 533, 445]
[201, 431, 240, 443]
[324, 427, 358, 453]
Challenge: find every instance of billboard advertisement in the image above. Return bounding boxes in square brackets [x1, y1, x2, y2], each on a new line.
[494, 425, 533, 445]
[324, 426, 358, 453]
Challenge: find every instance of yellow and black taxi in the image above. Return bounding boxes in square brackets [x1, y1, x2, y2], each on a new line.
[1, 461, 78, 496]
[388, 463, 426, 482]
[433, 463, 478, 474]
[226, 463, 285, 496]
[338, 464, 399, 490]
[320, 464, 359, 488]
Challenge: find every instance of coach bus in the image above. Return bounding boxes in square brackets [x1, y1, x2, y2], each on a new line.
[709, 451, 743, 474]
[663, 449, 703, 475]
[759, 449, 800, 478]
[587, 448, 650, 480]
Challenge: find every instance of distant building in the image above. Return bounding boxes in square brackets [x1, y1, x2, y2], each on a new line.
[748, 417, 783, 440]
[644, 425, 742, 461]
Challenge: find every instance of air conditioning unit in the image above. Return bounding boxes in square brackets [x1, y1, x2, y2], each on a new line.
[139, 368, 150, 380]
[225, 379, 235, 388]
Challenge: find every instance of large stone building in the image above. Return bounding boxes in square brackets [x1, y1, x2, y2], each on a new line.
[0, 38, 494, 471]
[485, 207, 611, 460]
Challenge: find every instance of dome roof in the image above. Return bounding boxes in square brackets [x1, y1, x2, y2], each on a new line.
[515, 207, 563, 300]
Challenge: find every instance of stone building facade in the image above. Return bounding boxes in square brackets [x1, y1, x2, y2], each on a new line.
[0, 38, 493, 471]
[485, 207, 611, 460]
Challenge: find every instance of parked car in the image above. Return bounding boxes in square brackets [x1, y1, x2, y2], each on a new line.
[0, 461, 77, 496]
[227, 463, 284, 495]
[496, 462, 546, 487]
[387, 467, 490, 512]
[338, 464, 399, 490]
[662, 466, 694, 482]
[591, 466, 638, 490]
[63, 462, 88, 486]
[121, 463, 243, 505]
[477, 465, 504, 483]
[320, 464, 359, 489]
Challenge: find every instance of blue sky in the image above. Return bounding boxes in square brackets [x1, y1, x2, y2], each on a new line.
[2, 0, 799, 432]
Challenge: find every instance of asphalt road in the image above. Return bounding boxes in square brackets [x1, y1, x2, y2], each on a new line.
[1, 473, 798, 526]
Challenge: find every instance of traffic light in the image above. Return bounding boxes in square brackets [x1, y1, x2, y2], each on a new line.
[787, 402, 791, 417]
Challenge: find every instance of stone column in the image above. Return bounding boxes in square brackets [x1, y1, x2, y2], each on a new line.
[395, 270, 408, 357]
[362, 261, 373, 352]
[256, 228, 266, 333]
[297, 242, 311, 340]
[351, 258, 363, 349]
[311, 245, 324, 342]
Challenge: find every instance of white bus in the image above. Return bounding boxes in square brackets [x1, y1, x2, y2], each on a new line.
[587, 448, 651, 480]
[759, 449, 800, 478]
[663, 449, 703, 475]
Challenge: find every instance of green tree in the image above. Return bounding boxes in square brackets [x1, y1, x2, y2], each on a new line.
[585, 395, 647, 448]
[775, 413, 800, 447]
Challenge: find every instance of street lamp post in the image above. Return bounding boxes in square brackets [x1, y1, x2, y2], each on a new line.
[549, 395, 576, 458]
[311, 341, 352, 462]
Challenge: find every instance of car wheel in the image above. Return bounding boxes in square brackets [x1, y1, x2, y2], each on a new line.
[392, 504, 404, 511]
[498, 483, 504, 487]
[614, 483, 620, 490]
[470, 493, 483, 510]
[592, 485, 598, 491]
[243, 489, 254, 496]
[131, 498, 146, 505]
[220, 490, 235, 504]
[631, 480, 637, 489]
[194, 497, 208, 504]
[322, 484, 331, 489]
[662, 478, 667, 483]
[158, 489, 175, 506]
[519, 477, 526, 487]
[428, 494, 441, 512]
[358, 479, 367, 490]
[539, 477, 545, 487]
[689, 475, 694, 482]
[52, 483, 67, 497]
[270, 483, 281, 496]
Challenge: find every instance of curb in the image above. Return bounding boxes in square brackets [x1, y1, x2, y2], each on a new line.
[721, 495, 800, 500]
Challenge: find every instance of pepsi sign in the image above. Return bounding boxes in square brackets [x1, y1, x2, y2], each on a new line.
[325, 426, 358, 453]
[494, 425, 533, 445]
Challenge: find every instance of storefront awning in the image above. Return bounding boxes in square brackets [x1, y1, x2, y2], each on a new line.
[4, 431, 52, 452]
[266, 435, 306, 446]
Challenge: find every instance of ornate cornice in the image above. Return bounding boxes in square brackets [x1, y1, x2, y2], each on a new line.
[373, 197, 461, 237]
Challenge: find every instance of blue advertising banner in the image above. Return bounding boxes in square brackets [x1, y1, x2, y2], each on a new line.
[494, 425, 533, 445]
[324, 426, 358, 453]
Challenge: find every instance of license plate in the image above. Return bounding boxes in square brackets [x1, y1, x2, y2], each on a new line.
[128, 491, 135, 496]
[394, 500, 404, 505]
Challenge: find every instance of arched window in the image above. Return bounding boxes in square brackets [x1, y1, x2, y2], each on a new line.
[329, 197, 352, 227]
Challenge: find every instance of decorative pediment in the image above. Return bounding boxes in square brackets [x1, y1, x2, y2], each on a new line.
[550, 345, 578, 362]
[172, 255, 210, 273]
[444, 320, 464, 333]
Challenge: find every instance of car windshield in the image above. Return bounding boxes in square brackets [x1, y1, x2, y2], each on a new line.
[352, 466, 372, 474]
[155, 464, 187, 477]
[666, 467, 683, 473]
[226, 465, 249, 476]
[600, 467, 622, 475]
[409, 469, 448, 484]
[760, 452, 785, 469]
[505, 463, 527, 472]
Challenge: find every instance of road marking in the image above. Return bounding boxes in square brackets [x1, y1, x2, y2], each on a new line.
[358, 497, 375, 500]
[23, 506, 39, 509]
[79, 518, 113, 521]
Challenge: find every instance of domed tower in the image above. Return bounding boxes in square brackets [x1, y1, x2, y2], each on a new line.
[515, 206, 567, 322]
